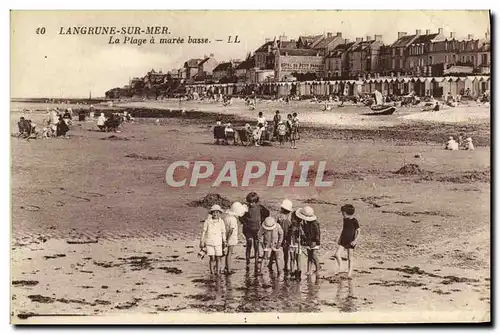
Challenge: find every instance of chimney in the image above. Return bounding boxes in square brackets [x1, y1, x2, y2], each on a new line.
[203, 54, 207, 59]
[267, 45, 271, 53]
[356, 37, 363, 42]
[336, 32, 342, 37]
[438, 28, 444, 34]
[398, 32, 407, 39]
[327, 32, 332, 38]
[468, 34, 473, 40]
[426, 29, 431, 35]
[366, 35, 372, 41]
[265, 38, 270, 43]
[416, 29, 421, 35]
[209, 53, 214, 58]
[449, 32, 456, 39]
[375, 34, 383, 42]
[344, 38, 351, 44]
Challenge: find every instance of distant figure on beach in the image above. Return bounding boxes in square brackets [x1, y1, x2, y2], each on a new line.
[289, 112, 300, 149]
[334, 204, 360, 278]
[56, 116, 70, 137]
[273, 110, 281, 139]
[97, 113, 106, 131]
[277, 121, 287, 147]
[446, 136, 459, 150]
[199, 205, 226, 276]
[465, 137, 475, 151]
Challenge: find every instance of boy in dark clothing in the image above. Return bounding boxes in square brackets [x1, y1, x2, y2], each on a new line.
[240, 192, 270, 271]
[296, 206, 321, 276]
[335, 204, 360, 278]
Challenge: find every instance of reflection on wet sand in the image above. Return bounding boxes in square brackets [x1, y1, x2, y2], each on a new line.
[187, 270, 327, 312]
[336, 278, 358, 313]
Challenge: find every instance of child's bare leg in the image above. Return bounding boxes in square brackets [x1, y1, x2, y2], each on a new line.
[245, 238, 253, 267]
[289, 252, 295, 273]
[311, 250, 321, 273]
[275, 250, 282, 275]
[283, 247, 289, 272]
[215, 256, 220, 275]
[253, 239, 260, 269]
[347, 249, 354, 278]
[225, 246, 234, 272]
[335, 246, 343, 273]
[306, 250, 313, 275]
[209, 256, 214, 275]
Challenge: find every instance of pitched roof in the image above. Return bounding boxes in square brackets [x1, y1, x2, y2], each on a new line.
[278, 48, 321, 56]
[313, 36, 341, 49]
[185, 58, 203, 68]
[214, 61, 241, 72]
[327, 42, 357, 57]
[351, 40, 378, 52]
[198, 57, 211, 66]
[236, 56, 256, 70]
[391, 34, 418, 48]
[411, 33, 440, 45]
[278, 40, 297, 49]
[255, 41, 274, 53]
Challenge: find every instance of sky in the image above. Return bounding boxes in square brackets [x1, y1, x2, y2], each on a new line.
[10, 10, 490, 98]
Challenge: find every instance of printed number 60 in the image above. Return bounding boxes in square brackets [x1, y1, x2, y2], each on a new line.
[36, 27, 46, 35]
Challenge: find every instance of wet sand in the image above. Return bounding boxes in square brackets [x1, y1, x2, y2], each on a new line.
[11, 102, 490, 323]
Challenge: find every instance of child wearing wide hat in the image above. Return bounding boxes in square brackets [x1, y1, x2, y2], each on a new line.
[200, 204, 227, 275]
[223, 202, 247, 275]
[296, 206, 321, 276]
[257, 217, 284, 275]
[334, 204, 360, 278]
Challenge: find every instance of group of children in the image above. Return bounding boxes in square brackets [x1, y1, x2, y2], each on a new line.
[199, 192, 361, 279]
[446, 135, 475, 151]
[273, 110, 300, 149]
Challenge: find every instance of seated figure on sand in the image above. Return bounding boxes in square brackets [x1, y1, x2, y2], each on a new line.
[445, 136, 459, 151]
[465, 137, 475, 151]
[97, 113, 107, 131]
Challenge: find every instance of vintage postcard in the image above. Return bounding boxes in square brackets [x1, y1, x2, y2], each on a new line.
[10, 10, 491, 324]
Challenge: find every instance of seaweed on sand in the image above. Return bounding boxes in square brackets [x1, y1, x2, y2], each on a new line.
[188, 193, 232, 209]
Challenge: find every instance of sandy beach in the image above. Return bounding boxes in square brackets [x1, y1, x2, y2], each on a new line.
[10, 100, 490, 323]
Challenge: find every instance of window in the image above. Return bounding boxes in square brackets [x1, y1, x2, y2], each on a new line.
[400, 48, 404, 56]
[482, 54, 488, 65]
[429, 56, 433, 65]
[445, 55, 448, 63]
[399, 59, 404, 68]
[453, 55, 456, 63]
[471, 56, 475, 64]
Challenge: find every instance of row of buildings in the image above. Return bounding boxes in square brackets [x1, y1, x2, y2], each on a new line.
[111, 27, 490, 98]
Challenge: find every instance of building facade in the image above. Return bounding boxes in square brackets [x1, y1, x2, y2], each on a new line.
[196, 54, 218, 82]
[213, 60, 241, 82]
[274, 48, 324, 81]
[183, 58, 203, 83]
[348, 35, 383, 77]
